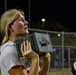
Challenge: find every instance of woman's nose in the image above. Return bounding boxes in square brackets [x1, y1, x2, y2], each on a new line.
[24, 20, 29, 26]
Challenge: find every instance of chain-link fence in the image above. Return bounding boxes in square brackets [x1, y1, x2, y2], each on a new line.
[28, 28, 76, 75]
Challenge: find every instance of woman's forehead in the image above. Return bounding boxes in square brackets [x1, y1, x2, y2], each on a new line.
[17, 14, 25, 19]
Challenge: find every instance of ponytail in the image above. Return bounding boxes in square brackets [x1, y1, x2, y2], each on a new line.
[1, 35, 8, 45]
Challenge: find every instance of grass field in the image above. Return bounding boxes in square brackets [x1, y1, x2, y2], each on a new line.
[48, 68, 73, 75]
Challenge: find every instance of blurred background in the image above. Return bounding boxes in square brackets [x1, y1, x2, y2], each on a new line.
[0, 0, 76, 75]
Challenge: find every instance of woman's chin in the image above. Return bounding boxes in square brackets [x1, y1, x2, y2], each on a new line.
[25, 31, 29, 35]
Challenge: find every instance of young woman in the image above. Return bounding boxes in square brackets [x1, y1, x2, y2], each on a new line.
[0, 9, 51, 75]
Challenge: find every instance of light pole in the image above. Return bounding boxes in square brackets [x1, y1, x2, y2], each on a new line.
[5, 0, 7, 11]
[28, 0, 31, 28]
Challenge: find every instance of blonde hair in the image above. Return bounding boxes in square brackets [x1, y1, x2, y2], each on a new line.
[0, 9, 24, 45]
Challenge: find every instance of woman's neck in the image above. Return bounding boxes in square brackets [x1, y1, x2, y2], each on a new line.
[8, 35, 23, 42]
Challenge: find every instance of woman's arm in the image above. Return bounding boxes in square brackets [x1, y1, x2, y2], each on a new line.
[8, 65, 27, 75]
[28, 55, 39, 75]
[9, 40, 39, 75]
[20, 41, 39, 75]
[38, 53, 51, 75]
[8, 56, 39, 75]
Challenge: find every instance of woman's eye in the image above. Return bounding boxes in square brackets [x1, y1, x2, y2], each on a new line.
[21, 18, 25, 22]
[18, 17, 25, 22]
[22, 19, 24, 22]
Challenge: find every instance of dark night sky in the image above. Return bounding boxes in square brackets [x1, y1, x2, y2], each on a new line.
[0, 0, 76, 32]
[31, 0, 76, 32]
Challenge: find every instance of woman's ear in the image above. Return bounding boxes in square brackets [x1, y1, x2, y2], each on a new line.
[8, 24, 14, 32]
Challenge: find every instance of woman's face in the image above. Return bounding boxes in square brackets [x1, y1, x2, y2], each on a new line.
[10, 13, 29, 37]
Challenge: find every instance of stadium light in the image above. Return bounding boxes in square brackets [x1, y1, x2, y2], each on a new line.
[58, 34, 61, 37]
[41, 18, 46, 22]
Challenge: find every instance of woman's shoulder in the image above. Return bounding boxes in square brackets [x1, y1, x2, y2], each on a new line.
[0, 41, 16, 54]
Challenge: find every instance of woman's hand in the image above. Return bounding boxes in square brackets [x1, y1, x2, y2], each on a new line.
[20, 40, 39, 75]
[20, 40, 38, 59]
[39, 53, 51, 75]
[40, 53, 51, 61]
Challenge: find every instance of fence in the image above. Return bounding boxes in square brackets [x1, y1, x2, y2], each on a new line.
[28, 28, 76, 70]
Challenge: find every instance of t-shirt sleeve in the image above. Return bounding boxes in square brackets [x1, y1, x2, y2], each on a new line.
[1, 46, 22, 72]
